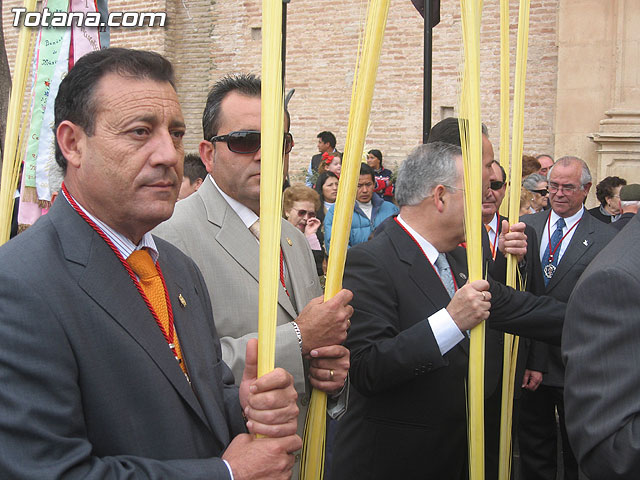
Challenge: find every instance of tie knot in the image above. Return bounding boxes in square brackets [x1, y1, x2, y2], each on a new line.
[127, 249, 158, 280]
[556, 218, 566, 230]
[484, 224, 492, 233]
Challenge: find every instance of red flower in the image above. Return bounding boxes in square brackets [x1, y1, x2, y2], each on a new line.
[322, 152, 335, 165]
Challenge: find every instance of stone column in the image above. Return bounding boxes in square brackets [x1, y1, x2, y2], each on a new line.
[555, 0, 640, 205]
[589, 0, 640, 187]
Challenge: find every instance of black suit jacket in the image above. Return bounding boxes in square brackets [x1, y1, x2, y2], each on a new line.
[0, 197, 246, 479]
[486, 217, 547, 395]
[522, 209, 617, 387]
[331, 219, 564, 479]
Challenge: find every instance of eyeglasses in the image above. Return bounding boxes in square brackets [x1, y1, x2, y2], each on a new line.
[490, 180, 505, 191]
[548, 182, 581, 194]
[291, 208, 316, 219]
[531, 188, 549, 196]
[210, 130, 294, 154]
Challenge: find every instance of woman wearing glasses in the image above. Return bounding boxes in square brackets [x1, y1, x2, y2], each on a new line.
[587, 176, 627, 224]
[522, 173, 549, 213]
[283, 185, 324, 275]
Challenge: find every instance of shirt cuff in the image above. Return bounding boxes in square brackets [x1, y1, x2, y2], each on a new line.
[428, 308, 465, 355]
[223, 459, 235, 480]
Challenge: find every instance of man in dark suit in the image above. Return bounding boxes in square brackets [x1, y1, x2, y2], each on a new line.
[482, 160, 547, 478]
[518, 156, 617, 480]
[563, 212, 640, 480]
[0, 48, 301, 479]
[330, 142, 566, 480]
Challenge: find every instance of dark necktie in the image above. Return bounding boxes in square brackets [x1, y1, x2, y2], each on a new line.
[543, 217, 566, 286]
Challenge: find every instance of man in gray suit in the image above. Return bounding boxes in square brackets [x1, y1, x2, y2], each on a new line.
[518, 156, 617, 480]
[0, 48, 301, 479]
[153, 74, 353, 468]
[563, 207, 640, 480]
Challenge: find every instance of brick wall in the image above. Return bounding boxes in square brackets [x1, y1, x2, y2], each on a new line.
[3, 0, 560, 182]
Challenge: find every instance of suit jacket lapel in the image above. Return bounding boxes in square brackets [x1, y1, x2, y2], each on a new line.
[279, 234, 302, 318]
[203, 181, 297, 319]
[546, 212, 596, 291]
[387, 221, 468, 352]
[161, 256, 230, 449]
[54, 198, 212, 431]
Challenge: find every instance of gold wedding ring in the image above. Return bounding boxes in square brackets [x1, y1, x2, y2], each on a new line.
[329, 369, 334, 380]
[481, 291, 486, 301]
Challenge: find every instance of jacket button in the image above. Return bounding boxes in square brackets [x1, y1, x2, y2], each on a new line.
[301, 396, 309, 406]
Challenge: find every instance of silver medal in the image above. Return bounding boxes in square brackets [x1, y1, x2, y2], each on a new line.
[543, 263, 556, 279]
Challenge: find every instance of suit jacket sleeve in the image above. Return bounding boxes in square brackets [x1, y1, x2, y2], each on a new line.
[487, 278, 564, 346]
[563, 265, 640, 479]
[0, 270, 234, 480]
[343, 245, 449, 396]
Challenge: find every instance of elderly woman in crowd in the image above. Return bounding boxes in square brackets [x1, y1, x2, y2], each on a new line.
[522, 173, 549, 214]
[366, 149, 394, 202]
[588, 175, 627, 223]
[283, 184, 324, 275]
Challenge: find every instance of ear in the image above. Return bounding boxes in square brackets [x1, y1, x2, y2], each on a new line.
[582, 182, 592, 196]
[199, 140, 214, 174]
[433, 185, 447, 213]
[56, 120, 86, 169]
[193, 177, 204, 191]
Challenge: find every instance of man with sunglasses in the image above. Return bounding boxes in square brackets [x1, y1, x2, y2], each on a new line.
[518, 156, 617, 480]
[154, 74, 352, 478]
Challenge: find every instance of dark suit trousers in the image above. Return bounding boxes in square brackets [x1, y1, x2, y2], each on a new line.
[518, 385, 578, 480]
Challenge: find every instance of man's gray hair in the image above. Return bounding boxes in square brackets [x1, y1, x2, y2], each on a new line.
[395, 142, 462, 207]
[522, 173, 547, 192]
[620, 200, 640, 208]
[548, 156, 592, 186]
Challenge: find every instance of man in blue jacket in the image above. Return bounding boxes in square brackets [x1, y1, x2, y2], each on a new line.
[325, 163, 398, 252]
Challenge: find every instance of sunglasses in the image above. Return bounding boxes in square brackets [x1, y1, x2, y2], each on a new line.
[531, 188, 549, 196]
[210, 130, 294, 154]
[490, 180, 505, 191]
[291, 208, 316, 218]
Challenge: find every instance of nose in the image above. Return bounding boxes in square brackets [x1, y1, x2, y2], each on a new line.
[150, 130, 181, 167]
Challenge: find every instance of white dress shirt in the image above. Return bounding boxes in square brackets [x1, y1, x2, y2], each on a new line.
[539, 207, 585, 264]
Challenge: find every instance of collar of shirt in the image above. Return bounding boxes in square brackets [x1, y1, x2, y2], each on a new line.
[209, 176, 259, 229]
[485, 213, 499, 248]
[396, 214, 441, 271]
[357, 200, 373, 219]
[540, 206, 585, 264]
[549, 206, 584, 232]
[486, 213, 498, 234]
[61, 189, 159, 262]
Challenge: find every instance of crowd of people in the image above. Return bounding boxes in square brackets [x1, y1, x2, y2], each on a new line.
[1, 47, 640, 480]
